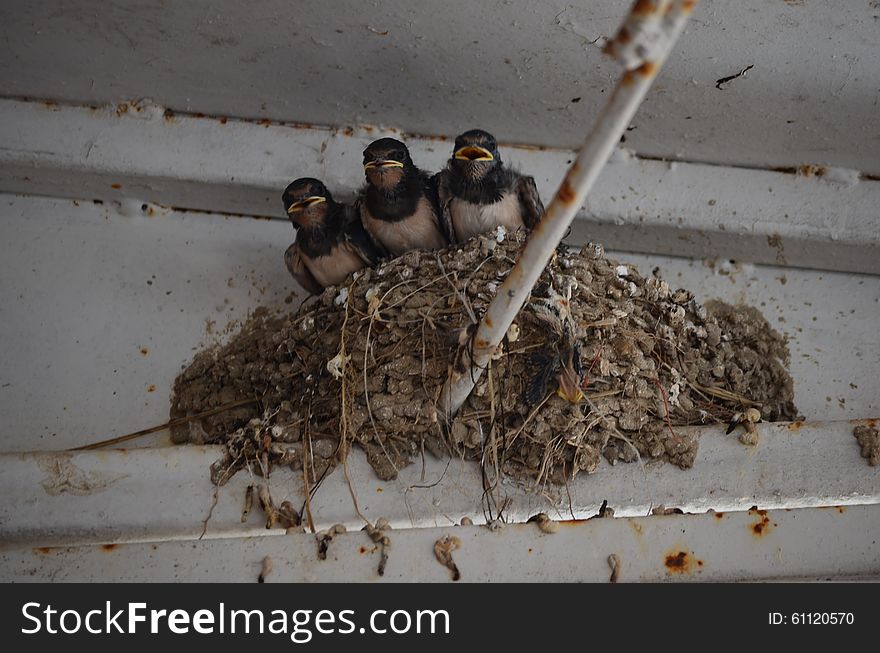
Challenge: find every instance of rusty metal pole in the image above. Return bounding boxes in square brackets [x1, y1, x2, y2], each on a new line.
[440, 0, 698, 420]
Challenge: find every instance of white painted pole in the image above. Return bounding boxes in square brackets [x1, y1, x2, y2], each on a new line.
[440, 0, 698, 419]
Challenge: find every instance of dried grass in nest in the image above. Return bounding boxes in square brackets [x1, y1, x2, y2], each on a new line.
[171, 231, 798, 491]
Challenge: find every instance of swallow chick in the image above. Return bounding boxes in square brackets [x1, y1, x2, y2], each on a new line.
[435, 129, 544, 243]
[523, 284, 585, 405]
[358, 137, 449, 257]
[282, 178, 380, 295]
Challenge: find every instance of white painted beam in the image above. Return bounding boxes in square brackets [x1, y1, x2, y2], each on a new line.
[1, 195, 877, 455]
[3, 505, 878, 582]
[1, 99, 877, 273]
[0, 420, 876, 548]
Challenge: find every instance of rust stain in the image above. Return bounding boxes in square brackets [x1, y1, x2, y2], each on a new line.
[115, 103, 129, 116]
[713, 511, 724, 520]
[43, 100, 58, 110]
[632, 0, 658, 16]
[617, 26, 631, 44]
[258, 119, 272, 128]
[33, 547, 54, 555]
[749, 507, 777, 537]
[358, 546, 369, 555]
[101, 544, 118, 552]
[218, 117, 228, 125]
[681, 0, 697, 13]
[559, 518, 585, 527]
[146, 384, 156, 393]
[139, 346, 149, 356]
[787, 421, 804, 431]
[111, 183, 122, 189]
[664, 549, 701, 575]
[836, 506, 846, 514]
[637, 61, 657, 78]
[628, 520, 643, 536]
[376, 487, 383, 493]
[797, 164, 826, 178]
[484, 316, 493, 328]
[621, 69, 636, 86]
[163, 109, 175, 122]
[558, 180, 576, 204]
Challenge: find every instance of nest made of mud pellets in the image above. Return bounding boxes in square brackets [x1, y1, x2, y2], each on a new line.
[171, 231, 797, 488]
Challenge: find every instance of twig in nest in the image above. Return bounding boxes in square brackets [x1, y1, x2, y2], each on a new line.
[581, 344, 604, 389]
[71, 397, 258, 450]
[362, 296, 402, 478]
[338, 285, 373, 528]
[433, 534, 462, 581]
[300, 399, 316, 533]
[654, 377, 681, 444]
[505, 392, 552, 450]
[692, 382, 759, 407]
[435, 252, 476, 324]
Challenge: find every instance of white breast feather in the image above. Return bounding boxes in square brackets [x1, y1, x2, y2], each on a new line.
[450, 192, 523, 242]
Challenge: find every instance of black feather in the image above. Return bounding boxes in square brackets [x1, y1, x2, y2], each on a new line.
[515, 174, 545, 228]
[523, 352, 559, 407]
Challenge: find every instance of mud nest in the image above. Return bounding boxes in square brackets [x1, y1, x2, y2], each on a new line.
[171, 231, 798, 488]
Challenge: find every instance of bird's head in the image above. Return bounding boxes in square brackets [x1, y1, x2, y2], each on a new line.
[282, 178, 332, 229]
[451, 129, 500, 182]
[363, 138, 413, 190]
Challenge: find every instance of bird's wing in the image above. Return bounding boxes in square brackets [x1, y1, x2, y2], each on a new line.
[351, 195, 390, 259]
[523, 351, 558, 407]
[515, 174, 545, 229]
[284, 243, 323, 295]
[420, 170, 451, 244]
[343, 207, 383, 266]
[431, 170, 456, 243]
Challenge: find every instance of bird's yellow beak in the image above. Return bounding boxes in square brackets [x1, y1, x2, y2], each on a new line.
[556, 367, 585, 404]
[364, 159, 405, 170]
[286, 196, 326, 213]
[454, 145, 494, 162]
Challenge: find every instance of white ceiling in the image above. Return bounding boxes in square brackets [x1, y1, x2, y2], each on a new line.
[1, 0, 878, 174]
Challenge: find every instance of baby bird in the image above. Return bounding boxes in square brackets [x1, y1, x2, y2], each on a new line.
[358, 137, 449, 257]
[282, 178, 380, 294]
[435, 129, 544, 243]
